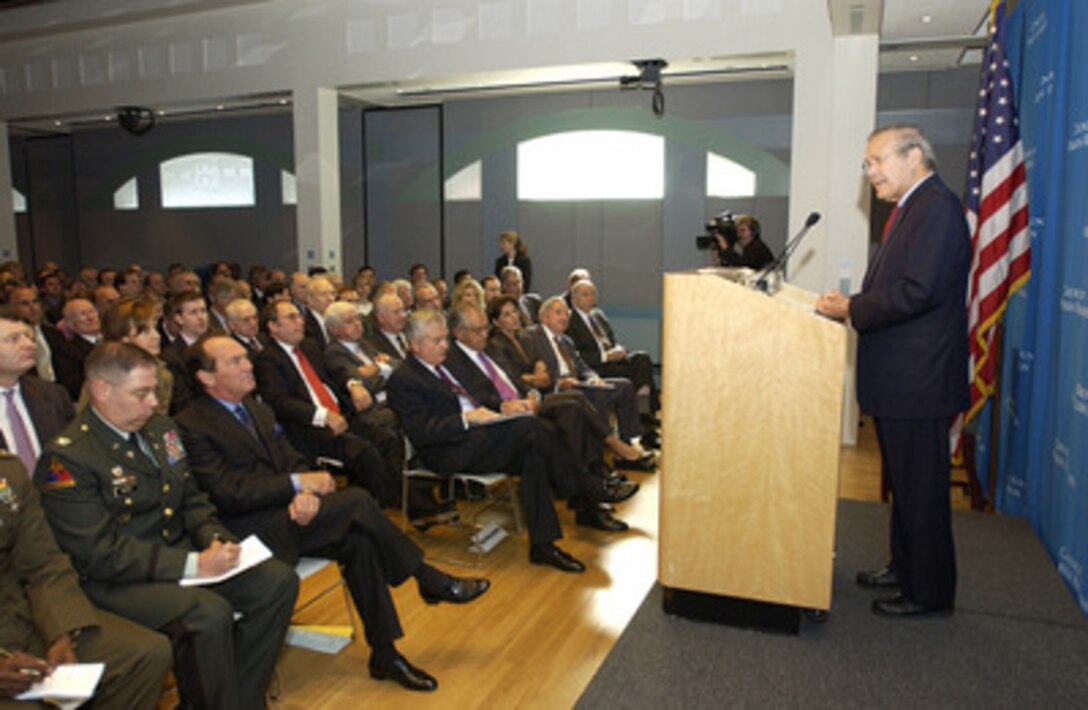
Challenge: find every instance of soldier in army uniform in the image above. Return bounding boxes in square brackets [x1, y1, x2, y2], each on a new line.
[34, 342, 298, 710]
[1, 454, 172, 709]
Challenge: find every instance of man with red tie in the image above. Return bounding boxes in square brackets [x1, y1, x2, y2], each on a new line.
[816, 124, 969, 618]
[253, 301, 398, 506]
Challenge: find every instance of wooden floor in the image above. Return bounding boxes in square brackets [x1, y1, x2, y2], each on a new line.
[237, 417, 975, 708]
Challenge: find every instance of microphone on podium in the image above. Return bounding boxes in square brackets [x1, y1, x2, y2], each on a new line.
[752, 211, 821, 293]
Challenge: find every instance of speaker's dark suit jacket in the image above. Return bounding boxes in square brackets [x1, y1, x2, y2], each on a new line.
[848, 173, 970, 609]
[175, 394, 422, 646]
[386, 354, 572, 544]
[253, 338, 395, 505]
[2, 375, 74, 453]
[851, 174, 970, 419]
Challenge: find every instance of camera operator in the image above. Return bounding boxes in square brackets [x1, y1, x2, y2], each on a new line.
[717, 214, 774, 270]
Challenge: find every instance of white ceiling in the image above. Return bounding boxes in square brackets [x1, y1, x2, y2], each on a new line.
[0, 0, 994, 132]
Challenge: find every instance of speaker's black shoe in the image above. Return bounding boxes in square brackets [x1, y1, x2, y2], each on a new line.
[871, 595, 953, 618]
[856, 566, 901, 589]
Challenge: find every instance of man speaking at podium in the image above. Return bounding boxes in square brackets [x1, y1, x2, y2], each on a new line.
[816, 124, 969, 619]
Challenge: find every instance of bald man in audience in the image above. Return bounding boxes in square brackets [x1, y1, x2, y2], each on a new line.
[367, 292, 411, 364]
[225, 298, 265, 354]
[303, 276, 337, 349]
[53, 299, 101, 401]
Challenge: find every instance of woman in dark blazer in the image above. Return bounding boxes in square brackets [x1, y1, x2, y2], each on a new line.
[493, 230, 533, 292]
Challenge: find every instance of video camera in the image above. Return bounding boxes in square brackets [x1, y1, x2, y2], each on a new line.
[695, 211, 737, 250]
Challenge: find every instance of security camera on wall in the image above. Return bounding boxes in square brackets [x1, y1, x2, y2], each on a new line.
[117, 106, 155, 136]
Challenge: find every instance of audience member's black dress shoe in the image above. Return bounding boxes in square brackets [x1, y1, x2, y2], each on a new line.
[419, 576, 491, 605]
[615, 455, 656, 473]
[871, 595, 952, 618]
[575, 508, 629, 532]
[529, 543, 586, 572]
[856, 566, 902, 589]
[369, 655, 438, 692]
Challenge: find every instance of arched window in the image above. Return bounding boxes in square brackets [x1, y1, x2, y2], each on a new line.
[160, 152, 255, 208]
[445, 160, 481, 201]
[517, 130, 664, 200]
[706, 152, 757, 198]
[113, 177, 139, 210]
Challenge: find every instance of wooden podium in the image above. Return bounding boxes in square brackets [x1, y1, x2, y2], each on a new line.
[658, 270, 846, 630]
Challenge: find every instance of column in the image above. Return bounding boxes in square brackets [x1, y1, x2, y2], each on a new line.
[292, 85, 342, 275]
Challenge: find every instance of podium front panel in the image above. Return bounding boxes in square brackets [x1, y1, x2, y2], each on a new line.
[658, 272, 846, 610]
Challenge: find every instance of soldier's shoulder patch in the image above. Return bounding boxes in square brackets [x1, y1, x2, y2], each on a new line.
[42, 457, 76, 490]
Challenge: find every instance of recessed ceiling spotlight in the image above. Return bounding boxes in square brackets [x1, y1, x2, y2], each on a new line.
[921, 15, 932, 23]
[54, 120, 62, 127]
[104, 115, 113, 120]
[278, 98, 288, 105]
[157, 110, 165, 116]
[909, 55, 919, 62]
[216, 104, 224, 110]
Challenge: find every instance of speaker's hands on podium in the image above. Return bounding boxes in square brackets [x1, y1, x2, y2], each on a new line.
[816, 290, 850, 321]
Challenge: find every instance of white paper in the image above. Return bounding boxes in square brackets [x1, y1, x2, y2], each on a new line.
[180, 535, 273, 587]
[16, 663, 104, 704]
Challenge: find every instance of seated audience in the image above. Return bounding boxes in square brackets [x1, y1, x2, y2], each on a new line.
[386, 309, 635, 573]
[34, 343, 298, 710]
[254, 301, 398, 506]
[367, 292, 410, 363]
[178, 334, 489, 692]
[522, 298, 650, 449]
[444, 304, 641, 532]
[567, 279, 660, 420]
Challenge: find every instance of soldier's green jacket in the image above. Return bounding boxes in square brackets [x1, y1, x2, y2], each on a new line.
[34, 408, 234, 583]
[0, 454, 97, 654]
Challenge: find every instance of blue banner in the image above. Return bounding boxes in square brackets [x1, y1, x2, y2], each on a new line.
[997, 0, 1088, 615]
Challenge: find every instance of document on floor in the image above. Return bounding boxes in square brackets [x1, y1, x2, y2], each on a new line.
[180, 535, 273, 587]
[16, 662, 105, 709]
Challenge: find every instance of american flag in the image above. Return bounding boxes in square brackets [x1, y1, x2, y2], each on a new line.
[952, 0, 1031, 457]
